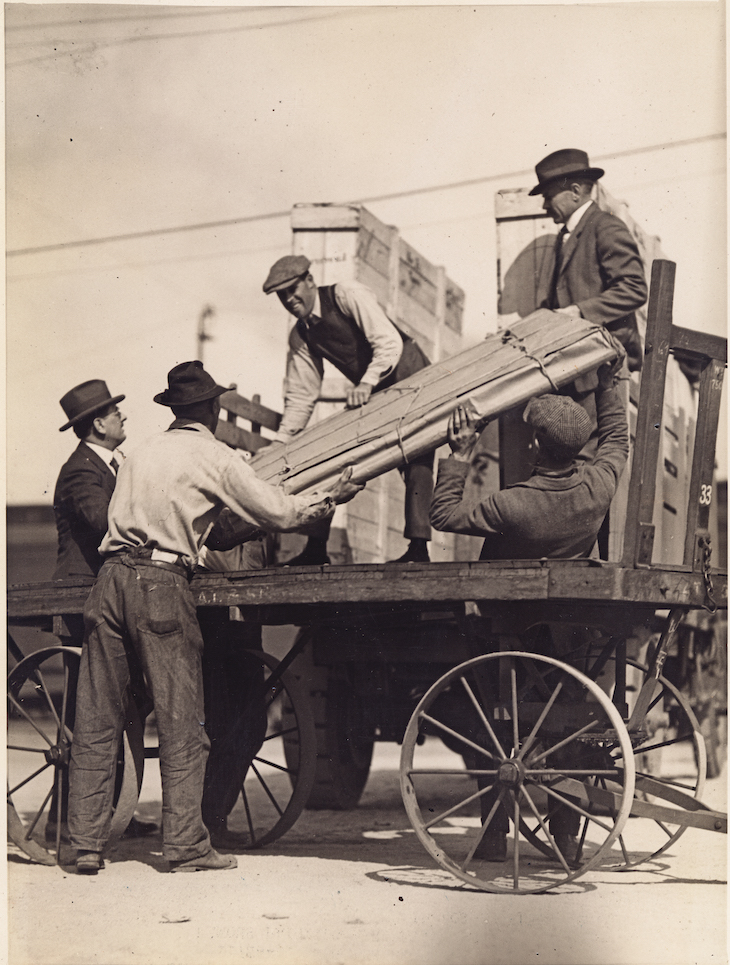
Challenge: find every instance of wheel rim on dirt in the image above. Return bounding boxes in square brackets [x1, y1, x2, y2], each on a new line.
[400, 651, 636, 894]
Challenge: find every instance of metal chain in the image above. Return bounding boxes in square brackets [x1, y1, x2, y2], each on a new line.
[698, 534, 718, 613]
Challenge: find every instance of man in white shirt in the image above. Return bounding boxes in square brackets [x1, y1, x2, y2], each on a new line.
[263, 254, 434, 565]
[68, 361, 361, 874]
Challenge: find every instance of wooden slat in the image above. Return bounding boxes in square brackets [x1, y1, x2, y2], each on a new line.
[215, 421, 272, 453]
[670, 325, 727, 363]
[218, 391, 281, 432]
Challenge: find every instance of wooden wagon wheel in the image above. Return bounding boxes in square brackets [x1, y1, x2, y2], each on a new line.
[400, 651, 635, 894]
[229, 650, 317, 848]
[598, 657, 707, 870]
[7, 645, 142, 865]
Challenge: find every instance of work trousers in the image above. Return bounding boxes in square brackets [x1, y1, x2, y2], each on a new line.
[68, 556, 211, 861]
[198, 608, 267, 830]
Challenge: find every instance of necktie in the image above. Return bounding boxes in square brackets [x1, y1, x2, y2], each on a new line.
[110, 457, 119, 474]
[548, 226, 568, 310]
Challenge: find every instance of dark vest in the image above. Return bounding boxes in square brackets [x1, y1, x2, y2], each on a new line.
[296, 285, 409, 386]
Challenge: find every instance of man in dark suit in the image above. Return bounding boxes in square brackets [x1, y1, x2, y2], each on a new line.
[531, 148, 648, 373]
[54, 379, 127, 581]
[50, 380, 155, 842]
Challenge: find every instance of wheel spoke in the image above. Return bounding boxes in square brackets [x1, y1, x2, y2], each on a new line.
[240, 784, 257, 847]
[422, 781, 498, 831]
[459, 676, 506, 759]
[7, 692, 55, 746]
[510, 662, 520, 753]
[527, 719, 599, 766]
[519, 783, 573, 873]
[542, 782, 614, 833]
[462, 788, 509, 868]
[249, 762, 284, 817]
[263, 725, 299, 742]
[418, 711, 499, 763]
[518, 680, 565, 761]
[24, 784, 55, 841]
[7, 761, 52, 796]
[251, 755, 294, 776]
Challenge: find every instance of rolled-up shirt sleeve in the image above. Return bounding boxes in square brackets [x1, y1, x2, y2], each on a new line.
[207, 452, 335, 550]
[276, 326, 325, 441]
[334, 283, 403, 386]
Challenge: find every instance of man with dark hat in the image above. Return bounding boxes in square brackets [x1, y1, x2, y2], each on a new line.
[68, 361, 361, 874]
[429, 355, 628, 863]
[263, 254, 434, 565]
[530, 148, 648, 372]
[54, 380, 127, 581]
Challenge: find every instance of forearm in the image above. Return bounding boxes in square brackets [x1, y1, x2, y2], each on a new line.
[594, 383, 629, 468]
[429, 458, 503, 536]
[276, 339, 323, 440]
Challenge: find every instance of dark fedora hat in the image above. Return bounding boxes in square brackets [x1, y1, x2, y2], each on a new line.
[154, 360, 228, 407]
[59, 380, 125, 432]
[529, 148, 604, 196]
[263, 254, 311, 294]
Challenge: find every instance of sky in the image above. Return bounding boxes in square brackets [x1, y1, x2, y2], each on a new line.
[5, 0, 727, 505]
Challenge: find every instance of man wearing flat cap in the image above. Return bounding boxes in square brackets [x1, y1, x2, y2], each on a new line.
[531, 148, 648, 372]
[263, 254, 434, 565]
[68, 360, 361, 875]
[429, 355, 628, 864]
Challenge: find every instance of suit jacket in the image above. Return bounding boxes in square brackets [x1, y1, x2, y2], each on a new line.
[53, 442, 116, 579]
[536, 201, 648, 370]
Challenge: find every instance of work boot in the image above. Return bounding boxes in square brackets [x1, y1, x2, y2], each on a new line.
[278, 538, 329, 567]
[553, 833, 581, 867]
[76, 850, 105, 874]
[388, 539, 430, 563]
[169, 849, 238, 873]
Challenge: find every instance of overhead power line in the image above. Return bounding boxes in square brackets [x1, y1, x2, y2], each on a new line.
[8, 133, 725, 258]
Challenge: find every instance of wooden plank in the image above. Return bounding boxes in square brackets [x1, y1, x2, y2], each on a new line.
[215, 421, 271, 453]
[621, 260, 676, 566]
[291, 202, 361, 231]
[670, 325, 727, 363]
[218, 391, 281, 432]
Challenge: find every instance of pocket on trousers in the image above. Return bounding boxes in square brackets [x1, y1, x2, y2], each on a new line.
[138, 579, 185, 637]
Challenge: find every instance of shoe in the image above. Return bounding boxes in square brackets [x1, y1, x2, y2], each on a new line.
[277, 544, 330, 567]
[169, 849, 238, 873]
[473, 830, 507, 862]
[207, 827, 250, 853]
[388, 541, 430, 564]
[553, 833, 581, 867]
[76, 851, 105, 874]
[122, 816, 158, 838]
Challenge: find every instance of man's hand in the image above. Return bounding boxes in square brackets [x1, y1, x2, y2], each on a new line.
[448, 405, 480, 462]
[597, 340, 627, 389]
[328, 466, 365, 505]
[346, 382, 374, 409]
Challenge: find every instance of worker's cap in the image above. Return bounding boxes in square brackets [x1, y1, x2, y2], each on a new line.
[154, 360, 229, 407]
[523, 394, 592, 454]
[59, 380, 125, 432]
[263, 255, 311, 294]
[529, 149, 604, 196]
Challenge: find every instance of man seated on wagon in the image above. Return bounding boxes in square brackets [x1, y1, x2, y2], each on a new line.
[429, 351, 628, 862]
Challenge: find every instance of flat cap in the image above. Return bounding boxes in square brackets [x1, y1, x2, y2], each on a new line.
[263, 255, 311, 294]
[523, 394, 592, 454]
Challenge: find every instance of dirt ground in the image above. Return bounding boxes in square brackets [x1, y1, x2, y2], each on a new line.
[6, 742, 727, 965]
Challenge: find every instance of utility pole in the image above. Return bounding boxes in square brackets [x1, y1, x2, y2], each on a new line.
[197, 304, 215, 363]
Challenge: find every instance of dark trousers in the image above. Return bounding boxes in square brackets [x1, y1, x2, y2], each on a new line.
[198, 609, 267, 829]
[68, 557, 211, 861]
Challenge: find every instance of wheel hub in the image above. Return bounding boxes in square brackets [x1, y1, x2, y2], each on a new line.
[44, 742, 71, 767]
[497, 759, 524, 788]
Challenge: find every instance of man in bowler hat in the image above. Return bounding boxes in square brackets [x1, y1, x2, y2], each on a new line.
[263, 254, 434, 565]
[68, 361, 361, 874]
[50, 381, 157, 845]
[530, 148, 648, 372]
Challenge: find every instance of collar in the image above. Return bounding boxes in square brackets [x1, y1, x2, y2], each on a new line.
[532, 464, 579, 479]
[166, 419, 215, 437]
[565, 199, 593, 235]
[85, 441, 123, 471]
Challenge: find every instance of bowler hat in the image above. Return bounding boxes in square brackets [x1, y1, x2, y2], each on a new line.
[263, 255, 311, 294]
[529, 149, 604, 196]
[59, 380, 125, 432]
[523, 393, 592, 455]
[154, 361, 228, 407]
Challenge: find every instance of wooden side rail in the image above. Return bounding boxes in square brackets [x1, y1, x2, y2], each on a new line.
[622, 259, 727, 571]
[214, 388, 281, 454]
